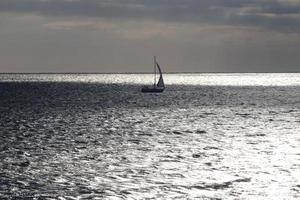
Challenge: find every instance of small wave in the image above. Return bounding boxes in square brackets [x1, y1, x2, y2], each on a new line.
[196, 130, 207, 134]
[203, 146, 221, 150]
[246, 133, 266, 137]
[293, 184, 300, 191]
[127, 139, 141, 144]
[191, 178, 251, 190]
[138, 133, 153, 137]
[235, 113, 251, 117]
[11, 160, 30, 168]
[192, 153, 207, 158]
[173, 131, 184, 135]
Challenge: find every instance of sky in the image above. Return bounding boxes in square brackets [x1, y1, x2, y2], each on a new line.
[0, 0, 300, 73]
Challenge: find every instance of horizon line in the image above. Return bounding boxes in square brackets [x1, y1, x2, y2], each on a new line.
[1, 71, 300, 74]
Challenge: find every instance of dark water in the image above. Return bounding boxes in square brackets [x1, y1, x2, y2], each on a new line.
[1, 74, 300, 199]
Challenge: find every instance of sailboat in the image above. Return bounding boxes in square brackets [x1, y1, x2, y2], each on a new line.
[141, 56, 165, 93]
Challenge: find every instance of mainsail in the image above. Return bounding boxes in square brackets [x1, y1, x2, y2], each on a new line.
[141, 56, 165, 93]
[156, 62, 165, 88]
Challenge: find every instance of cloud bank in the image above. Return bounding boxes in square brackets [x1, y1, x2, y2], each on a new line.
[1, 0, 300, 31]
[0, 0, 300, 72]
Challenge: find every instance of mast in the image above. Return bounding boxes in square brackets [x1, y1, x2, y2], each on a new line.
[154, 56, 156, 86]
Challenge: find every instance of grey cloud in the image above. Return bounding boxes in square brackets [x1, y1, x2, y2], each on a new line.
[0, 0, 300, 32]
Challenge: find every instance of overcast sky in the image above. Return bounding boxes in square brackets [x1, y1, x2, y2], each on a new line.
[0, 0, 300, 73]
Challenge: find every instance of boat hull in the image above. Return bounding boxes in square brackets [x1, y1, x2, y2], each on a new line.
[141, 86, 164, 93]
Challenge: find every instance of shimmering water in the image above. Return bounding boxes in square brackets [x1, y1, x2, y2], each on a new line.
[0, 74, 300, 199]
[1, 73, 300, 86]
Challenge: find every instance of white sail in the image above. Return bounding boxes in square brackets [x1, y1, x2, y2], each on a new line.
[156, 62, 165, 88]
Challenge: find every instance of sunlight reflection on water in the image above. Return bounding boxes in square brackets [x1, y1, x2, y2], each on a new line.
[0, 74, 300, 199]
[1, 73, 300, 86]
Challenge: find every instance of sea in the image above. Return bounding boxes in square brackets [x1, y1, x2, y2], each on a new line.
[0, 73, 300, 200]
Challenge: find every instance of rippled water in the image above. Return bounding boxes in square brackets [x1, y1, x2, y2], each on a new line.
[0, 74, 300, 199]
[1, 73, 300, 86]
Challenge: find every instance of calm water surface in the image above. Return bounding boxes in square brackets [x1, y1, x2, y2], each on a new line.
[0, 74, 300, 199]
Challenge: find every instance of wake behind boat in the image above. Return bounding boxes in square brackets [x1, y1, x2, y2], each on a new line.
[141, 56, 165, 93]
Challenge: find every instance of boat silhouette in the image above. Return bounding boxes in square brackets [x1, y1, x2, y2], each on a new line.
[141, 56, 165, 93]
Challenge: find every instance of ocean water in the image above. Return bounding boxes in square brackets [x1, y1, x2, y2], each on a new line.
[0, 73, 300, 199]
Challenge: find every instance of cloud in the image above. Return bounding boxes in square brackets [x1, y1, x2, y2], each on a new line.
[0, 0, 300, 32]
[43, 20, 95, 30]
[42, 18, 181, 40]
